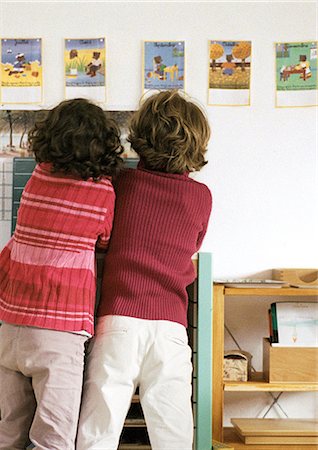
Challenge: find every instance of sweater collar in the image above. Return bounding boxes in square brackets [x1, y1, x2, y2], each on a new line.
[137, 159, 189, 179]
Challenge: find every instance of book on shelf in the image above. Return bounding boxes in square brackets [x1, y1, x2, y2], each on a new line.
[269, 302, 318, 347]
[214, 279, 289, 288]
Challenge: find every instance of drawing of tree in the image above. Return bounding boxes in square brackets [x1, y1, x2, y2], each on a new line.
[232, 42, 251, 71]
[283, 43, 289, 57]
[16, 111, 36, 149]
[0, 110, 21, 151]
[210, 43, 224, 72]
[0, 110, 38, 152]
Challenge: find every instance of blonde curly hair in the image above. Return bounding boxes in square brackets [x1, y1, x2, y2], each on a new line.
[128, 90, 210, 173]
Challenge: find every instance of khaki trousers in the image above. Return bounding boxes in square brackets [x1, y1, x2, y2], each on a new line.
[0, 323, 87, 450]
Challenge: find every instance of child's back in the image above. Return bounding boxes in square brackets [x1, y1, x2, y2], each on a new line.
[99, 164, 211, 326]
[1, 163, 115, 335]
[77, 90, 212, 450]
[0, 98, 123, 450]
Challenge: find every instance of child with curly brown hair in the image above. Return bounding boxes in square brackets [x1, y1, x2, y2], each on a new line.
[0, 98, 123, 450]
[77, 90, 212, 450]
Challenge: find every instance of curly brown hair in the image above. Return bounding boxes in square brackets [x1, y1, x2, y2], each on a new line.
[128, 90, 210, 173]
[28, 98, 124, 181]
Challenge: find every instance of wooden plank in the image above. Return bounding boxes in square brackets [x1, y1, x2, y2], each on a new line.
[224, 427, 318, 450]
[224, 371, 318, 391]
[225, 380, 318, 391]
[224, 287, 318, 296]
[131, 394, 140, 403]
[212, 284, 225, 442]
[243, 435, 318, 444]
[231, 418, 318, 436]
[118, 446, 151, 450]
[196, 252, 213, 450]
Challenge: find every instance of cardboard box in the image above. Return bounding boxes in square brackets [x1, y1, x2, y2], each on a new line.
[263, 338, 318, 383]
[223, 350, 252, 382]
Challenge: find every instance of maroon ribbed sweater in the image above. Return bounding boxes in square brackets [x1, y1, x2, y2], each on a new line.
[98, 165, 212, 327]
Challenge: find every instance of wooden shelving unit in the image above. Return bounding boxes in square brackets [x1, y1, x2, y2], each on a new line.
[212, 284, 318, 446]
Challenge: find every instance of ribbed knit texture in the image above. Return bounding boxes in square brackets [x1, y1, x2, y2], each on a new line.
[0, 163, 115, 336]
[98, 166, 212, 327]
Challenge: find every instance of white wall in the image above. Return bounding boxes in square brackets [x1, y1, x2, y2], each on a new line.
[0, 0, 317, 425]
[1, 1, 317, 277]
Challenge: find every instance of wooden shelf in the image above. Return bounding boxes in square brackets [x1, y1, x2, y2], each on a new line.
[224, 372, 318, 392]
[118, 445, 151, 450]
[131, 394, 140, 403]
[224, 427, 318, 450]
[124, 419, 147, 427]
[224, 287, 318, 297]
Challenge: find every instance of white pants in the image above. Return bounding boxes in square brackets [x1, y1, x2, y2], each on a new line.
[76, 315, 193, 450]
[0, 323, 87, 450]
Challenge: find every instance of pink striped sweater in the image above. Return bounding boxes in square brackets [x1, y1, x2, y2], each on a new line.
[0, 163, 115, 336]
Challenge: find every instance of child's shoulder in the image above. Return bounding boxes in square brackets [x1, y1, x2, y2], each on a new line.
[187, 176, 212, 197]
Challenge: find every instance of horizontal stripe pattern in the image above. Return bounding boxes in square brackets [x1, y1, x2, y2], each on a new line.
[32, 165, 113, 190]
[0, 163, 115, 335]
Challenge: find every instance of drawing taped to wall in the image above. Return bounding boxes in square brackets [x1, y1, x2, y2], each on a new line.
[143, 41, 185, 92]
[275, 41, 317, 108]
[0, 110, 136, 158]
[208, 40, 251, 106]
[1, 38, 42, 104]
[64, 38, 106, 102]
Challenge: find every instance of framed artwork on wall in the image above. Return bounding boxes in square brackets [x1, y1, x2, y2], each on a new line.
[1, 38, 43, 104]
[142, 40, 185, 93]
[208, 40, 251, 106]
[64, 38, 106, 103]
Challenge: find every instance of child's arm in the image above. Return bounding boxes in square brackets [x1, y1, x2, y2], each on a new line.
[196, 222, 208, 251]
[196, 187, 212, 251]
[96, 189, 115, 252]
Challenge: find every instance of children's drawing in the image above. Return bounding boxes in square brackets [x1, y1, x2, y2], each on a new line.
[64, 38, 106, 102]
[143, 41, 185, 91]
[208, 40, 251, 106]
[275, 41, 317, 107]
[0, 110, 135, 158]
[276, 42, 317, 90]
[65, 38, 105, 87]
[1, 38, 42, 104]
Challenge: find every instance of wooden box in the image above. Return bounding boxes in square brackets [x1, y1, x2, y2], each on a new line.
[263, 338, 318, 383]
[273, 268, 318, 286]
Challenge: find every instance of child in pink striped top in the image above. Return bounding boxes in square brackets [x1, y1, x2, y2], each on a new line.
[0, 98, 123, 450]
